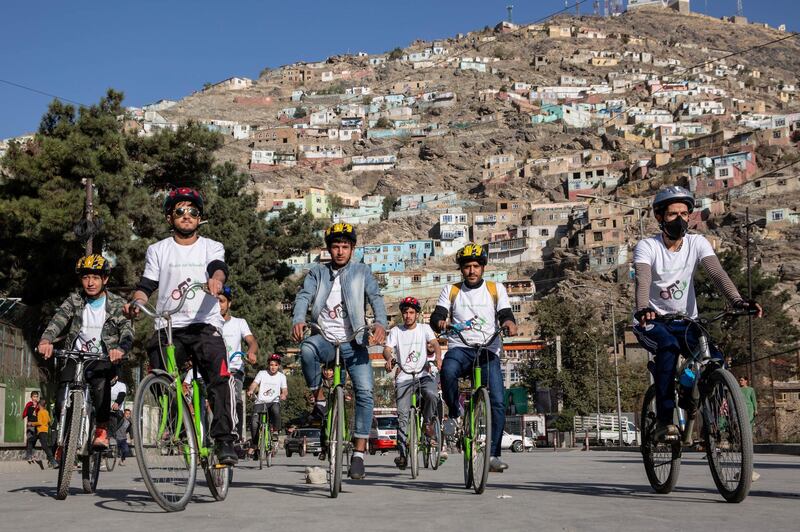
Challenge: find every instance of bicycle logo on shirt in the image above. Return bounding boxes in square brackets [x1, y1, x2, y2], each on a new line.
[326, 302, 348, 320]
[659, 280, 687, 301]
[78, 336, 102, 354]
[171, 278, 198, 301]
[405, 349, 421, 364]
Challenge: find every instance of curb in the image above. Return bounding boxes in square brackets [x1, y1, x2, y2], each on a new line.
[589, 444, 800, 455]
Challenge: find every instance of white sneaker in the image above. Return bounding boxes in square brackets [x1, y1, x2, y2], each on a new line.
[489, 456, 508, 472]
[752, 471, 761, 482]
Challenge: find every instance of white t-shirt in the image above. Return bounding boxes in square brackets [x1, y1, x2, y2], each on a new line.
[436, 281, 511, 355]
[222, 316, 253, 372]
[317, 273, 352, 341]
[633, 233, 716, 319]
[142, 236, 225, 330]
[386, 324, 436, 384]
[110, 381, 128, 404]
[75, 297, 106, 353]
[252, 370, 287, 405]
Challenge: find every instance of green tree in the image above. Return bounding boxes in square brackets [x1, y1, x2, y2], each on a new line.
[281, 372, 311, 426]
[388, 47, 404, 61]
[293, 107, 307, 119]
[375, 117, 392, 129]
[381, 195, 396, 220]
[328, 194, 346, 216]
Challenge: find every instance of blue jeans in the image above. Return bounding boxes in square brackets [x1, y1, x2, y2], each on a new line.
[300, 334, 373, 439]
[634, 320, 723, 424]
[441, 346, 505, 457]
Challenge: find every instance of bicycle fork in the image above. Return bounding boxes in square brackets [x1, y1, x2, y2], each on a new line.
[464, 364, 483, 460]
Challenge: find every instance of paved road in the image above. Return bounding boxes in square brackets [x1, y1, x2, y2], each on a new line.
[2, 450, 798, 531]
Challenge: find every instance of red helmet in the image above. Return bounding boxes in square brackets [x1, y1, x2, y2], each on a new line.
[399, 296, 421, 312]
[163, 187, 204, 215]
[268, 353, 282, 363]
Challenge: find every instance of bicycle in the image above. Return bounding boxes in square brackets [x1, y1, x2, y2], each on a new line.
[50, 349, 110, 499]
[640, 309, 757, 503]
[103, 435, 118, 472]
[252, 406, 277, 470]
[442, 325, 506, 495]
[424, 390, 445, 470]
[391, 360, 442, 477]
[305, 323, 367, 498]
[132, 283, 231, 512]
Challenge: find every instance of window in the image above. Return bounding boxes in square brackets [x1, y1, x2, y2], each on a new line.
[597, 169, 605, 176]
[446, 275, 452, 282]
[572, 172, 581, 179]
[718, 168, 730, 177]
[512, 303, 521, 313]
[540, 228, 549, 236]
[409, 243, 416, 250]
[606, 256, 615, 264]
[771, 210, 784, 221]
[412, 275, 421, 283]
[433, 275, 441, 282]
[593, 232, 603, 242]
[500, 203, 508, 210]
[773, 130, 782, 139]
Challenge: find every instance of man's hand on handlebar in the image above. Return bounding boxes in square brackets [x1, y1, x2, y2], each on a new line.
[635, 307, 658, 326]
[292, 323, 307, 343]
[734, 299, 763, 318]
[206, 278, 223, 297]
[37, 340, 54, 360]
[109, 348, 125, 363]
[123, 292, 148, 319]
[369, 324, 386, 346]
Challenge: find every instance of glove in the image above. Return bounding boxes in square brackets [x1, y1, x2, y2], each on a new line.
[733, 299, 759, 313]
[634, 307, 656, 323]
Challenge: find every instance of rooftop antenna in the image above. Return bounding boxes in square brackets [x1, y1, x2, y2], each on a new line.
[507, 4, 513, 23]
[737, 0, 744, 17]
[594, 0, 600, 16]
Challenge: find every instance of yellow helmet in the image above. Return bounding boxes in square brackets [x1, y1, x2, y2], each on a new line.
[75, 254, 111, 275]
[456, 243, 488, 266]
[325, 222, 357, 246]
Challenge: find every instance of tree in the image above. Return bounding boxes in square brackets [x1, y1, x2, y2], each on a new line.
[281, 372, 311, 426]
[381, 195, 396, 220]
[375, 117, 392, 129]
[388, 47, 404, 61]
[293, 107, 307, 119]
[328, 194, 345, 216]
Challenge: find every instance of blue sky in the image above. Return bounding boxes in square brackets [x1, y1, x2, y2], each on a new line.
[1, 0, 798, 138]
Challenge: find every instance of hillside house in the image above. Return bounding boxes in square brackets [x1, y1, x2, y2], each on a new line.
[438, 212, 470, 256]
[766, 208, 799, 226]
[482, 154, 516, 180]
[380, 267, 509, 302]
[208, 77, 253, 91]
[354, 240, 434, 273]
[562, 166, 621, 200]
[689, 149, 758, 197]
[333, 195, 385, 225]
[547, 25, 572, 38]
[570, 204, 633, 272]
[351, 154, 397, 172]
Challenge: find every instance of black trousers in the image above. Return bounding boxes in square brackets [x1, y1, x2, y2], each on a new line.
[148, 324, 237, 443]
[251, 402, 280, 449]
[57, 360, 114, 425]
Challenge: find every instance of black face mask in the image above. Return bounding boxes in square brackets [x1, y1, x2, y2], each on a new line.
[660, 217, 688, 240]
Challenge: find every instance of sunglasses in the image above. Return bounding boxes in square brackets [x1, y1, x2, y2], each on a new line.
[173, 207, 201, 218]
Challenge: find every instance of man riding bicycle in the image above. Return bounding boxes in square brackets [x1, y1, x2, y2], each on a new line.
[633, 186, 762, 441]
[124, 187, 239, 465]
[219, 285, 258, 442]
[382, 296, 442, 470]
[430, 243, 517, 473]
[291, 222, 387, 480]
[247, 353, 287, 456]
[38, 254, 132, 449]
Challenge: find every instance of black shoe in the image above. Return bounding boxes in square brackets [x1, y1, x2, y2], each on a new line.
[217, 441, 238, 466]
[349, 456, 365, 479]
[394, 455, 407, 470]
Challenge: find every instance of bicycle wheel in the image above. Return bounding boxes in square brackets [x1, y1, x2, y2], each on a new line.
[430, 416, 443, 471]
[105, 441, 117, 472]
[266, 432, 274, 468]
[328, 386, 345, 498]
[409, 407, 419, 479]
[259, 422, 267, 470]
[701, 368, 753, 503]
[133, 373, 198, 512]
[56, 391, 84, 500]
[203, 447, 232, 501]
[640, 384, 681, 494]
[462, 413, 473, 489]
[82, 451, 102, 494]
[471, 388, 491, 494]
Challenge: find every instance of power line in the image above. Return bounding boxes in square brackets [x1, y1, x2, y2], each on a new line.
[0, 78, 87, 107]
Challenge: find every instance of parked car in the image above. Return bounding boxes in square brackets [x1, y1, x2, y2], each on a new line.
[368, 414, 398, 454]
[501, 431, 536, 452]
[285, 427, 322, 457]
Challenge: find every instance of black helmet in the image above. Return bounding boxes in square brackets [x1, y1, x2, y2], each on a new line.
[163, 187, 204, 216]
[652, 186, 694, 216]
[455, 243, 488, 266]
[324, 222, 357, 246]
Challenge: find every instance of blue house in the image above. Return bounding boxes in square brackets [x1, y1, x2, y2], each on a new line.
[354, 239, 435, 273]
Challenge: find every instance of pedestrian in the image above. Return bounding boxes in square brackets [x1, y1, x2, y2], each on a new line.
[33, 399, 58, 468]
[739, 375, 760, 481]
[23, 391, 40, 462]
[115, 408, 133, 465]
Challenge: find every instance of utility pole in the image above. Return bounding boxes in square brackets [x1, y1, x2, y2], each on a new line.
[506, 4, 513, 23]
[610, 301, 624, 446]
[556, 335, 563, 413]
[737, 0, 745, 17]
[746, 207, 754, 383]
[84, 177, 94, 255]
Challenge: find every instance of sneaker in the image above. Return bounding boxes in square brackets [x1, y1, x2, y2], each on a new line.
[394, 455, 407, 470]
[654, 422, 679, 442]
[318, 450, 327, 461]
[216, 441, 238, 466]
[439, 450, 449, 463]
[349, 456, 366, 479]
[93, 427, 109, 449]
[489, 456, 508, 472]
[49, 460, 59, 469]
[752, 471, 761, 482]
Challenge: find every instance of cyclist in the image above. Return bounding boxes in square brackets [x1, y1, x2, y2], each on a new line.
[430, 243, 517, 473]
[124, 187, 239, 465]
[108, 373, 127, 440]
[633, 186, 762, 441]
[218, 285, 258, 442]
[247, 353, 287, 457]
[291, 222, 387, 480]
[382, 296, 442, 470]
[37, 254, 132, 449]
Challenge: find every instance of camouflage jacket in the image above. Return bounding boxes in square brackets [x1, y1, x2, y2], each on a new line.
[40, 291, 134, 353]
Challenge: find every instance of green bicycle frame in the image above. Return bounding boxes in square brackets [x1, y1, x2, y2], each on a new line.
[463, 364, 483, 462]
[325, 362, 348, 443]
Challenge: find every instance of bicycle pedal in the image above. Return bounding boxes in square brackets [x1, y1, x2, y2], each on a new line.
[214, 463, 229, 469]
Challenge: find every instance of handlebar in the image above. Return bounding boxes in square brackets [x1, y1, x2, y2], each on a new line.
[441, 324, 508, 349]
[305, 323, 369, 345]
[651, 308, 757, 325]
[52, 349, 109, 360]
[388, 358, 433, 376]
[133, 282, 207, 320]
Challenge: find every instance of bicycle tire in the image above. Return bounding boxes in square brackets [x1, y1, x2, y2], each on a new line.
[259, 422, 267, 470]
[133, 373, 198, 512]
[409, 407, 419, 479]
[82, 451, 102, 494]
[430, 416, 443, 470]
[462, 413, 472, 489]
[701, 368, 753, 503]
[56, 391, 84, 500]
[328, 386, 345, 498]
[203, 447, 232, 501]
[471, 388, 491, 494]
[105, 442, 117, 472]
[267, 431, 274, 468]
[640, 384, 681, 494]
